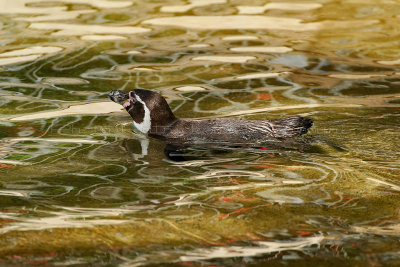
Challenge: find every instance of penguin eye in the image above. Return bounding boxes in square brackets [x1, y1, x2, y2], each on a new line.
[129, 91, 137, 103]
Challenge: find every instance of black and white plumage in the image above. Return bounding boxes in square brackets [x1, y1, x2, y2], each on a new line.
[108, 89, 313, 143]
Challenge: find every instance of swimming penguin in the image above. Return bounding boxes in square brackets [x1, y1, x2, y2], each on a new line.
[108, 89, 313, 143]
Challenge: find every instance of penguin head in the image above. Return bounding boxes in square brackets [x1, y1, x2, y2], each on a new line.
[108, 89, 176, 134]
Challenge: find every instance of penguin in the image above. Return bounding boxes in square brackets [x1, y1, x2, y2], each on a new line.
[108, 89, 313, 143]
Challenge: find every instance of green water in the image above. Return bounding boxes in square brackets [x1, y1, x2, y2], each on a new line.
[0, 0, 400, 266]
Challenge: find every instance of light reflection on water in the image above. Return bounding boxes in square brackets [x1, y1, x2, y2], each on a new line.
[0, 0, 400, 266]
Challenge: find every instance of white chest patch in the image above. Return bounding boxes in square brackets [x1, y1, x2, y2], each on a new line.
[132, 95, 151, 134]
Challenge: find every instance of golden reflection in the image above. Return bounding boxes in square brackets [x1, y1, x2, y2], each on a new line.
[222, 35, 259, 41]
[192, 55, 256, 63]
[143, 15, 319, 30]
[0, 55, 41, 66]
[142, 15, 378, 31]
[230, 46, 293, 53]
[0, 46, 63, 57]
[161, 0, 226, 13]
[8, 102, 123, 121]
[80, 35, 127, 41]
[238, 2, 322, 14]
[30, 23, 150, 36]
[378, 59, 400, 65]
[175, 86, 207, 92]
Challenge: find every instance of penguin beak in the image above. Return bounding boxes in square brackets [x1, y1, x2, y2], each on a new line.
[108, 90, 129, 105]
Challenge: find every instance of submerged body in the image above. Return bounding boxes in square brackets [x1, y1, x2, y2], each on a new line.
[108, 89, 313, 143]
[159, 117, 312, 142]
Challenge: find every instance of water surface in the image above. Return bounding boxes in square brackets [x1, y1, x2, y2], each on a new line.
[0, 0, 400, 266]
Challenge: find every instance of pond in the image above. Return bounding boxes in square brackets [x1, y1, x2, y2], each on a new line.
[0, 0, 399, 266]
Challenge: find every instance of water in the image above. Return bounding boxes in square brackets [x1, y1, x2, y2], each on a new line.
[0, 0, 399, 266]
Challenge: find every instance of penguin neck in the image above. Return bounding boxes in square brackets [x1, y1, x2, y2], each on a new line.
[148, 107, 178, 136]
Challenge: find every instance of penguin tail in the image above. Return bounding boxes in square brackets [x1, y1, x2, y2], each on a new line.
[269, 116, 313, 139]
